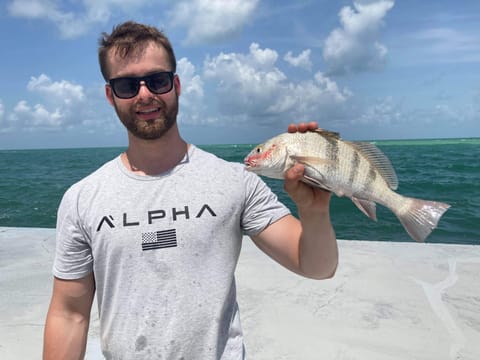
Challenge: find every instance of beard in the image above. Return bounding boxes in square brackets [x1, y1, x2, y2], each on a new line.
[113, 93, 179, 140]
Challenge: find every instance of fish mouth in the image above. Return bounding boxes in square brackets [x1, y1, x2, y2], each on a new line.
[243, 158, 256, 170]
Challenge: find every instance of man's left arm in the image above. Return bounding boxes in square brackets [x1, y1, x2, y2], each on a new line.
[251, 164, 338, 279]
[250, 122, 338, 280]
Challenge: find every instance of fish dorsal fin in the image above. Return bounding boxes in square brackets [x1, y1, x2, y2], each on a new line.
[313, 129, 341, 140]
[348, 141, 399, 190]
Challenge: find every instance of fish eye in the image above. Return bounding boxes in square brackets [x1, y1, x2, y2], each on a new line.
[255, 147, 262, 153]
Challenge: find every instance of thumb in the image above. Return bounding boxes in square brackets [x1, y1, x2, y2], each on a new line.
[284, 164, 311, 204]
[284, 163, 304, 185]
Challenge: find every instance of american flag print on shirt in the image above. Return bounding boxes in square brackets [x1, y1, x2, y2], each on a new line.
[141, 229, 177, 251]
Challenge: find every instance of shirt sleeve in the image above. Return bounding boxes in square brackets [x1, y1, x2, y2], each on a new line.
[241, 169, 291, 236]
[52, 185, 94, 279]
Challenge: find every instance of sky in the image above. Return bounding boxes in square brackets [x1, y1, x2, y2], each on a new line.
[1, 0, 479, 149]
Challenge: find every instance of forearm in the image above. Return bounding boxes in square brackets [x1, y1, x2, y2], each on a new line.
[43, 275, 95, 360]
[43, 311, 90, 360]
[297, 207, 338, 279]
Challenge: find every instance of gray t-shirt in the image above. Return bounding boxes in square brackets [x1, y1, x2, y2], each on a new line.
[53, 145, 290, 360]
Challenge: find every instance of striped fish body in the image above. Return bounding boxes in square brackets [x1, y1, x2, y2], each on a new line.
[244, 130, 450, 242]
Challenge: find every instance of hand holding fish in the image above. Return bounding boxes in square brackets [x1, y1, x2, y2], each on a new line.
[246, 122, 338, 280]
[284, 121, 332, 213]
[284, 162, 332, 213]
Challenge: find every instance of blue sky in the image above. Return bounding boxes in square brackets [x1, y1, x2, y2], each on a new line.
[1, 0, 479, 149]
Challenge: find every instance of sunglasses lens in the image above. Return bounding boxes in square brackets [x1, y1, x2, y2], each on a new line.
[109, 72, 174, 99]
[146, 73, 173, 94]
[111, 78, 139, 99]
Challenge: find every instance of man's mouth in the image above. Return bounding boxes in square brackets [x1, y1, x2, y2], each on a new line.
[136, 107, 162, 119]
[137, 107, 161, 114]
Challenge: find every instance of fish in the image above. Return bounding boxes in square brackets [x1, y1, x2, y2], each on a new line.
[244, 129, 450, 242]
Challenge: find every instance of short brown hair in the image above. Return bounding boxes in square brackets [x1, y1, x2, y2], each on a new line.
[98, 21, 177, 81]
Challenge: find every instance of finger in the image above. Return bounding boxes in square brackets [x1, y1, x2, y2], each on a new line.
[284, 163, 304, 182]
[307, 121, 319, 131]
[284, 164, 314, 206]
[297, 122, 309, 132]
[287, 121, 320, 133]
[287, 123, 297, 133]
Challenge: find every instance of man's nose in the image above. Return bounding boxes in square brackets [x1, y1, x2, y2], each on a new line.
[137, 80, 153, 98]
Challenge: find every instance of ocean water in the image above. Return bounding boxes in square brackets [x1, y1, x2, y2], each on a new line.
[0, 138, 479, 245]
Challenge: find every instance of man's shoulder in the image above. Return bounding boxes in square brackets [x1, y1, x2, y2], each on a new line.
[189, 145, 266, 189]
[65, 156, 119, 194]
[190, 145, 244, 172]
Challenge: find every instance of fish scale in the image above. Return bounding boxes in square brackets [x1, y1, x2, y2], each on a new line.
[244, 129, 450, 242]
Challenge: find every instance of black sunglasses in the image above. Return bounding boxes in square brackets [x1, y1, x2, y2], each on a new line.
[108, 71, 174, 99]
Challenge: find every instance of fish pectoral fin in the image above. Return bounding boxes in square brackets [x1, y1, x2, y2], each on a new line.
[291, 155, 334, 167]
[301, 174, 333, 192]
[351, 197, 377, 221]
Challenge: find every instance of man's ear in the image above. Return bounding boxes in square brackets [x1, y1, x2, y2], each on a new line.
[174, 74, 181, 97]
[105, 85, 115, 106]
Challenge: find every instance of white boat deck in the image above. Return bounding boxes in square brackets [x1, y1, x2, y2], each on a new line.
[1, 227, 479, 359]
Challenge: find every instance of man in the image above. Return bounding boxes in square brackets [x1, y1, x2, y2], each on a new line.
[44, 21, 338, 359]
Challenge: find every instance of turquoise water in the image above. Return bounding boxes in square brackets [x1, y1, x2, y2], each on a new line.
[1, 138, 479, 244]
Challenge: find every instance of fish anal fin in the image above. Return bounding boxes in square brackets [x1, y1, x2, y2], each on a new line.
[351, 197, 377, 221]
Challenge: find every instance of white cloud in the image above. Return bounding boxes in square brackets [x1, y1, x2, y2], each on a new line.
[8, 0, 259, 42]
[323, 0, 394, 75]
[249, 43, 278, 67]
[177, 58, 204, 100]
[7, 0, 159, 38]
[4, 75, 87, 130]
[8, 0, 86, 38]
[284, 49, 312, 71]
[169, 0, 259, 45]
[27, 74, 85, 105]
[7, 0, 56, 18]
[203, 43, 351, 125]
[9, 100, 64, 128]
[203, 43, 287, 117]
[176, 58, 209, 125]
[354, 96, 402, 126]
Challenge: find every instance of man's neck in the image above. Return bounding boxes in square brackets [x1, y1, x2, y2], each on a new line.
[122, 126, 189, 176]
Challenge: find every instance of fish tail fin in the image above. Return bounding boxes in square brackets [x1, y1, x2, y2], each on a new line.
[395, 197, 450, 242]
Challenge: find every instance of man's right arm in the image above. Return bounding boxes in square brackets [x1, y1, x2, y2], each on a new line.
[43, 273, 95, 360]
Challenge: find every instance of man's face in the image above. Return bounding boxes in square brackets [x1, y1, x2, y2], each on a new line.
[105, 42, 181, 140]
